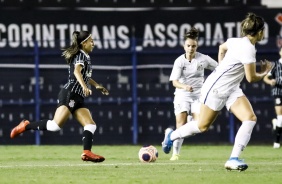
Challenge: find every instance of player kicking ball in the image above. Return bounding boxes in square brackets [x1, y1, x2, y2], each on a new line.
[162, 13, 273, 171]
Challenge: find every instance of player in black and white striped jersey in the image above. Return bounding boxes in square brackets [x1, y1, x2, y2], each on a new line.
[263, 47, 282, 149]
[10, 30, 109, 162]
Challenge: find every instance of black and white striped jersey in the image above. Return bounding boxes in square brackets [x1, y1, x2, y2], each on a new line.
[63, 50, 92, 97]
[270, 59, 282, 96]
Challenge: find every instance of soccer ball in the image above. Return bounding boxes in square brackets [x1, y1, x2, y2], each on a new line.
[138, 145, 158, 163]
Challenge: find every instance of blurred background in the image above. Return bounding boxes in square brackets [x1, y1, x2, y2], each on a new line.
[0, 0, 281, 145]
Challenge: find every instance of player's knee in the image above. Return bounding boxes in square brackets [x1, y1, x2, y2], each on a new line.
[84, 124, 97, 134]
[176, 122, 186, 128]
[246, 114, 257, 122]
[198, 124, 209, 132]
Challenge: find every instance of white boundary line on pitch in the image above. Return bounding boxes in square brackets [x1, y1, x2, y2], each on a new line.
[0, 162, 281, 168]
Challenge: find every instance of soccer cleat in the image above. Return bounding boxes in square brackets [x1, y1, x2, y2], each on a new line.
[170, 154, 180, 161]
[272, 118, 277, 130]
[224, 157, 248, 172]
[273, 142, 280, 149]
[10, 120, 30, 138]
[162, 128, 173, 154]
[81, 150, 105, 163]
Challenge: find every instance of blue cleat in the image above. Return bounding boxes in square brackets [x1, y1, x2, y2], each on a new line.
[224, 157, 248, 172]
[161, 128, 173, 154]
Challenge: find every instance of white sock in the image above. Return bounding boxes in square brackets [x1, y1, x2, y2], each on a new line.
[46, 120, 61, 131]
[84, 124, 97, 134]
[172, 138, 184, 155]
[170, 121, 201, 140]
[277, 115, 282, 127]
[230, 121, 256, 158]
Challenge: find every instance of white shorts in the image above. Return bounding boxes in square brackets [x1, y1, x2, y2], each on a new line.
[200, 87, 244, 111]
[173, 99, 200, 115]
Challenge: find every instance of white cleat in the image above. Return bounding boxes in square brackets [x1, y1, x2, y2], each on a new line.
[170, 154, 180, 161]
[161, 128, 173, 154]
[224, 158, 248, 172]
[273, 142, 280, 149]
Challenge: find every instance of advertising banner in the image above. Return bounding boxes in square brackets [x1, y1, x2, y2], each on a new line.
[0, 7, 281, 52]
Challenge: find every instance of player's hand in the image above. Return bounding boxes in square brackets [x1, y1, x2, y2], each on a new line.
[82, 87, 92, 97]
[185, 85, 193, 92]
[270, 79, 276, 86]
[96, 85, 109, 95]
[260, 59, 273, 75]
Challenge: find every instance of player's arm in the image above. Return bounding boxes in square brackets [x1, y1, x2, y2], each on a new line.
[263, 73, 276, 86]
[172, 80, 193, 92]
[244, 60, 273, 83]
[74, 64, 91, 96]
[89, 78, 100, 88]
[89, 78, 109, 95]
[218, 42, 228, 64]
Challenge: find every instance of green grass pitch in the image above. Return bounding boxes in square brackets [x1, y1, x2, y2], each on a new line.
[0, 145, 281, 184]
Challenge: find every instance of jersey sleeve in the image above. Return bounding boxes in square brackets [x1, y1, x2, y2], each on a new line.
[240, 46, 256, 64]
[226, 38, 256, 65]
[205, 55, 218, 70]
[169, 58, 182, 81]
[74, 53, 85, 67]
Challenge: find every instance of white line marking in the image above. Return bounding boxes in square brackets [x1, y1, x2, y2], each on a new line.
[0, 161, 281, 168]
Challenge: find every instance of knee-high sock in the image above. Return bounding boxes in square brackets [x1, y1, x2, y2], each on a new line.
[172, 138, 184, 155]
[230, 121, 256, 158]
[25, 119, 61, 131]
[82, 124, 96, 150]
[170, 121, 201, 141]
[275, 115, 282, 143]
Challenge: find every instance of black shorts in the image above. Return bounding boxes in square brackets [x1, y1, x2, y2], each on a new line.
[57, 88, 86, 113]
[274, 96, 282, 106]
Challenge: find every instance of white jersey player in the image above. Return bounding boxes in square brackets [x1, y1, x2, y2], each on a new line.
[162, 13, 273, 171]
[169, 27, 218, 161]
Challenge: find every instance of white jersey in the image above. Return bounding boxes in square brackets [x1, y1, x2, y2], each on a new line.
[201, 37, 256, 100]
[169, 52, 218, 102]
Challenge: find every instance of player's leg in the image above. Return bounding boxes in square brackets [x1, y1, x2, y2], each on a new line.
[225, 95, 256, 171]
[169, 100, 200, 160]
[162, 91, 223, 154]
[10, 88, 73, 138]
[162, 103, 219, 154]
[74, 108, 105, 162]
[10, 105, 70, 138]
[170, 111, 187, 161]
[170, 100, 191, 160]
[274, 101, 282, 148]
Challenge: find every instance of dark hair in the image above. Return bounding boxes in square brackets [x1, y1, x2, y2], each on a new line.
[241, 13, 265, 37]
[62, 31, 91, 63]
[184, 27, 199, 41]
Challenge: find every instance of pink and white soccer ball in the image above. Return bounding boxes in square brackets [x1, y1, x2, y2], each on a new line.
[138, 145, 158, 163]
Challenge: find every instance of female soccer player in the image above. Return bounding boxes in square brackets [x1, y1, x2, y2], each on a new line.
[263, 47, 282, 149]
[162, 13, 273, 171]
[168, 27, 218, 161]
[10, 31, 109, 163]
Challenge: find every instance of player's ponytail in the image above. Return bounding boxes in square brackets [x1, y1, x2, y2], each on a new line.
[241, 12, 265, 37]
[62, 31, 91, 63]
[184, 27, 199, 41]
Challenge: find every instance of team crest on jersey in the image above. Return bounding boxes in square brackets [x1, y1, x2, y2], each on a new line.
[197, 64, 203, 71]
[213, 89, 218, 94]
[69, 100, 75, 108]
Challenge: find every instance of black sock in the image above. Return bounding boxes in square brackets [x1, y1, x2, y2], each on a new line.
[275, 127, 282, 143]
[82, 130, 93, 150]
[25, 119, 48, 131]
